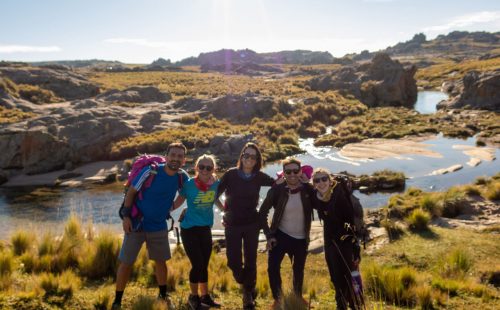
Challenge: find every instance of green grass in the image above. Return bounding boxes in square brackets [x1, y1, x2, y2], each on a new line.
[406, 209, 431, 231]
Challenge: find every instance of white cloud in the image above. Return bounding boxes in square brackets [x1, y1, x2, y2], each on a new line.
[423, 11, 500, 33]
[0, 45, 61, 53]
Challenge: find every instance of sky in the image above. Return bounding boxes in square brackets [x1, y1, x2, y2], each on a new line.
[1, 0, 499, 63]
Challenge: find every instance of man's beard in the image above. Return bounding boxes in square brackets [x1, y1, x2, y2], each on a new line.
[167, 161, 180, 170]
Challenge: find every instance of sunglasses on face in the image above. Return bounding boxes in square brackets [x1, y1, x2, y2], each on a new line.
[284, 168, 301, 175]
[313, 176, 330, 184]
[242, 153, 257, 160]
[198, 164, 214, 172]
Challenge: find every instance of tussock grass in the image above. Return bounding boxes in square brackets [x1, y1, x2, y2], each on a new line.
[93, 286, 113, 310]
[363, 263, 418, 306]
[0, 251, 13, 277]
[38, 232, 56, 256]
[17, 84, 62, 104]
[38, 270, 81, 299]
[79, 230, 120, 279]
[484, 181, 500, 200]
[11, 230, 36, 256]
[441, 248, 472, 278]
[407, 209, 431, 231]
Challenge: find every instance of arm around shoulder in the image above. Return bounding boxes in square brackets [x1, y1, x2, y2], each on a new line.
[258, 187, 275, 239]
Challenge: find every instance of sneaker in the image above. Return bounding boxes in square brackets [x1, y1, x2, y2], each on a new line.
[200, 294, 221, 308]
[188, 294, 200, 310]
[111, 303, 121, 310]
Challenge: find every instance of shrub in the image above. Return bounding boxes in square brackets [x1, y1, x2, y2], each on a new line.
[11, 230, 35, 256]
[407, 209, 431, 231]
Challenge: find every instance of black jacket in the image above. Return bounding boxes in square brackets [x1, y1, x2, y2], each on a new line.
[258, 183, 315, 243]
[314, 182, 355, 243]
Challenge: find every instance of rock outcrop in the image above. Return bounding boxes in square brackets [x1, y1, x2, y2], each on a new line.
[0, 100, 135, 175]
[0, 66, 99, 100]
[96, 86, 172, 103]
[308, 53, 418, 107]
[437, 70, 500, 111]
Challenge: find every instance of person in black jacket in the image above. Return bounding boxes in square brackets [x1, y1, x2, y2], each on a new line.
[259, 157, 315, 309]
[217, 142, 275, 310]
[312, 168, 361, 310]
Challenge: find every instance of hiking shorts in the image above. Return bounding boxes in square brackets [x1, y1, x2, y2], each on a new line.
[118, 229, 171, 265]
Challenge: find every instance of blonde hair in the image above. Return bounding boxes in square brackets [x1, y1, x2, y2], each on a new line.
[312, 167, 332, 181]
[195, 154, 217, 177]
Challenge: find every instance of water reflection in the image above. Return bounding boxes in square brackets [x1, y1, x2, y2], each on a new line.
[414, 91, 448, 114]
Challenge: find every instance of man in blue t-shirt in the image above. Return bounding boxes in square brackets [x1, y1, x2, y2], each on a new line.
[112, 142, 189, 309]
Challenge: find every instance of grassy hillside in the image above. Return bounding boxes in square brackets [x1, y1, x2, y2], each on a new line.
[416, 57, 500, 89]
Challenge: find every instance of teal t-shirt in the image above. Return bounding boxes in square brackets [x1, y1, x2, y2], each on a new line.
[179, 178, 220, 229]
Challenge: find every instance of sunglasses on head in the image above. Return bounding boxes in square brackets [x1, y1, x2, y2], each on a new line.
[242, 153, 257, 160]
[284, 168, 301, 175]
[198, 164, 214, 172]
[313, 176, 330, 184]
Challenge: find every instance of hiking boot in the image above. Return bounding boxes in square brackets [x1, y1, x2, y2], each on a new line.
[242, 289, 255, 310]
[200, 294, 221, 308]
[188, 294, 200, 310]
[158, 293, 175, 309]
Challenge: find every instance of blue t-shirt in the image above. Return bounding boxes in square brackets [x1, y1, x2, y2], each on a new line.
[179, 178, 220, 229]
[132, 164, 188, 232]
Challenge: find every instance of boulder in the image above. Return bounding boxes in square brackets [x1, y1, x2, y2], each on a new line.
[308, 53, 418, 108]
[0, 66, 99, 100]
[437, 70, 500, 111]
[140, 111, 162, 132]
[208, 94, 277, 122]
[96, 86, 171, 103]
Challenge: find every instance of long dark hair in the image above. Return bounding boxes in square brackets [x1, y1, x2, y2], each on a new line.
[237, 142, 263, 173]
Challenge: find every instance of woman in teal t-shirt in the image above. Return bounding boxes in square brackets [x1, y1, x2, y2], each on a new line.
[172, 154, 222, 309]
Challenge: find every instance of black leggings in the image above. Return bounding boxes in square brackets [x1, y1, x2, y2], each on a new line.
[181, 226, 212, 283]
[324, 237, 356, 310]
[224, 221, 260, 290]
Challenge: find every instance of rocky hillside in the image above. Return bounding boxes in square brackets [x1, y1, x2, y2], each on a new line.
[349, 31, 500, 63]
